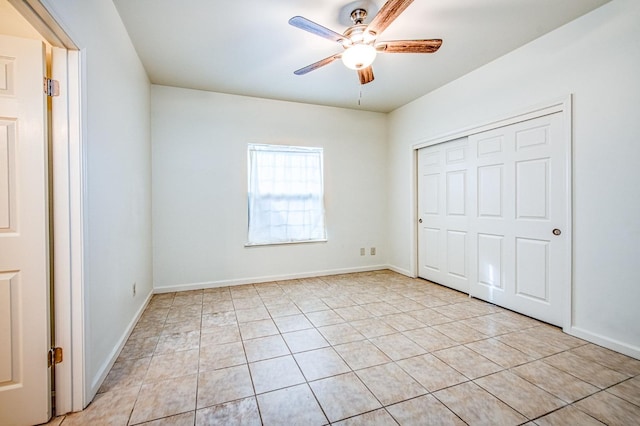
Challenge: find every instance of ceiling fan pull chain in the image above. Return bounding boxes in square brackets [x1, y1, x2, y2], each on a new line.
[359, 87, 362, 106]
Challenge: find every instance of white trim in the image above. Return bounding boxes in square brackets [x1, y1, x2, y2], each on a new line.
[50, 46, 85, 415]
[410, 148, 418, 278]
[88, 291, 152, 397]
[562, 96, 574, 334]
[67, 48, 85, 412]
[411, 96, 569, 150]
[154, 265, 391, 293]
[412, 96, 573, 332]
[14, 1, 86, 414]
[387, 265, 414, 278]
[7, 0, 77, 49]
[566, 326, 640, 360]
[244, 239, 328, 248]
[51, 45, 71, 415]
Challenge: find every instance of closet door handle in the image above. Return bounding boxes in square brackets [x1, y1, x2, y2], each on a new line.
[552, 228, 561, 236]
[419, 218, 423, 223]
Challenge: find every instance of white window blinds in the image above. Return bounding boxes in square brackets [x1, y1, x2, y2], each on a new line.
[247, 144, 326, 245]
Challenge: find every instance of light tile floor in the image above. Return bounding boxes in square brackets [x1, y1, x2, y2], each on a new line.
[50, 271, 640, 425]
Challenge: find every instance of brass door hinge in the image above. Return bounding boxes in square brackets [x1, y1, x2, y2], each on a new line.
[48, 347, 63, 367]
[43, 77, 60, 97]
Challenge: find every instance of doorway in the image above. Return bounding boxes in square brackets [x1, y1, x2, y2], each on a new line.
[0, 0, 85, 421]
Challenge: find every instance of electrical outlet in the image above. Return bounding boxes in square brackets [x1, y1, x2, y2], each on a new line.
[132, 282, 136, 297]
[370, 247, 376, 256]
[360, 247, 365, 256]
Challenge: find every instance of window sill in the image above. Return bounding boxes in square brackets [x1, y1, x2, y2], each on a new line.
[244, 239, 328, 248]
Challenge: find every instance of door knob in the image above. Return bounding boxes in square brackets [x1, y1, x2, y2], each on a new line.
[552, 228, 561, 236]
[419, 218, 423, 223]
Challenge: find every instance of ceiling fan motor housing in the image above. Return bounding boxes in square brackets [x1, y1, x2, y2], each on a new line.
[350, 8, 368, 24]
[343, 24, 374, 46]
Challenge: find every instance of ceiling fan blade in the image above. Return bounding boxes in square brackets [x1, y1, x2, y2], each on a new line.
[376, 39, 443, 53]
[357, 66, 375, 85]
[289, 16, 346, 44]
[367, 0, 414, 36]
[294, 53, 342, 75]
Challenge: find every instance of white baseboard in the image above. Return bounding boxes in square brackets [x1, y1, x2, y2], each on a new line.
[387, 264, 415, 278]
[87, 290, 153, 401]
[565, 325, 640, 360]
[153, 264, 391, 293]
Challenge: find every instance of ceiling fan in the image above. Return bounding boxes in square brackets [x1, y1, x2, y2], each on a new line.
[289, 0, 442, 85]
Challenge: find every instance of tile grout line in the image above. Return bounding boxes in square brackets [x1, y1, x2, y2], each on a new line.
[80, 272, 640, 426]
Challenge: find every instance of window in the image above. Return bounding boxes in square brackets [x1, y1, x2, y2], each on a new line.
[247, 144, 326, 245]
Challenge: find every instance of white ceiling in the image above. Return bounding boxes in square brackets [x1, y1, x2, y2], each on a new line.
[113, 0, 611, 113]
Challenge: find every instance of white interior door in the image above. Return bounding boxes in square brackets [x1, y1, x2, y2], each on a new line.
[418, 112, 569, 326]
[0, 35, 51, 425]
[417, 137, 470, 293]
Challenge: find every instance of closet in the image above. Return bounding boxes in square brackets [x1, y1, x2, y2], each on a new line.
[417, 112, 569, 326]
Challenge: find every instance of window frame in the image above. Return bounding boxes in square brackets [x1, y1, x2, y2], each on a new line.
[245, 143, 327, 247]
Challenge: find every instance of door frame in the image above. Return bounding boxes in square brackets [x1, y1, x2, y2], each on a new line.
[9, 0, 86, 414]
[411, 95, 573, 331]
[51, 47, 85, 414]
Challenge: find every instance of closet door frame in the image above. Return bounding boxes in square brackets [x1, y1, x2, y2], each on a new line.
[411, 95, 572, 331]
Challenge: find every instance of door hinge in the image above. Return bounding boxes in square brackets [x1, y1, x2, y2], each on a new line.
[43, 77, 60, 97]
[48, 347, 63, 367]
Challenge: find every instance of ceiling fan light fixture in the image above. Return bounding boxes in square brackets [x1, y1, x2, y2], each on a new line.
[341, 44, 377, 70]
[289, 0, 442, 84]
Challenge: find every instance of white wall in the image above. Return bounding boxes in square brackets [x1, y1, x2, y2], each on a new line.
[388, 0, 640, 357]
[152, 86, 388, 290]
[41, 0, 153, 401]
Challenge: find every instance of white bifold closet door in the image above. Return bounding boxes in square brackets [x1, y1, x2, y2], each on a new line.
[418, 112, 568, 326]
